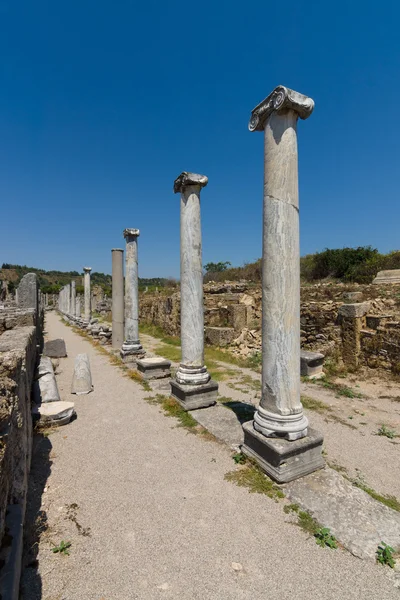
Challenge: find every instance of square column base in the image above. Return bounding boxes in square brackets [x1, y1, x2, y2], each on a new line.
[170, 379, 218, 411]
[136, 357, 171, 380]
[120, 349, 146, 364]
[242, 421, 324, 483]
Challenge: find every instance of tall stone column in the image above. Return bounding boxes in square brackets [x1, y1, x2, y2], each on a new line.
[66, 283, 71, 316]
[70, 281, 76, 317]
[111, 249, 124, 348]
[83, 267, 92, 323]
[242, 86, 324, 482]
[121, 229, 144, 360]
[170, 172, 218, 410]
[76, 295, 81, 318]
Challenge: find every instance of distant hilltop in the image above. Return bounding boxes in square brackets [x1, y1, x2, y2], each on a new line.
[0, 263, 173, 295]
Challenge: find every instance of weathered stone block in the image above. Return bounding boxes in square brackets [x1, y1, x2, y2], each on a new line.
[32, 400, 75, 426]
[300, 350, 324, 378]
[170, 379, 218, 411]
[242, 421, 324, 483]
[43, 338, 67, 358]
[372, 269, 400, 284]
[33, 356, 61, 403]
[16, 273, 38, 311]
[136, 357, 171, 380]
[338, 302, 370, 318]
[342, 291, 363, 302]
[228, 304, 247, 331]
[204, 326, 235, 347]
[71, 353, 93, 395]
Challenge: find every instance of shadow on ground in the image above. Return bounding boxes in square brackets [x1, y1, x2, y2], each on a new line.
[223, 401, 255, 423]
[19, 429, 53, 599]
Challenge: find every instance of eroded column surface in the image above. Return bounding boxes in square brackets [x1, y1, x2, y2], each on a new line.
[121, 229, 143, 356]
[70, 280, 76, 317]
[66, 283, 71, 316]
[83, 267, 92, 323]
[111, 249, 124, 348]
[175, 173, 209, 384]
[250, 86, 313, 440]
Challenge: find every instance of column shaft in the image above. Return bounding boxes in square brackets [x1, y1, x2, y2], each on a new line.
[112, 249, 124, 348]
[71, 281, 76, 317]
[84, 268, 91, 322]
[122, 230, 142, 354]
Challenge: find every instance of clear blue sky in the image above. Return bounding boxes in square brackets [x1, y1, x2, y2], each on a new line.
[1, 0, 399, 277]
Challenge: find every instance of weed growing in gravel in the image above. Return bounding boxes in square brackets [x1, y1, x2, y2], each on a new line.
[283, 504, 320, 535]
[353, 482, 400, 512]
[314, 527, 338, 549]
[224, 461, 284, 501]
[301, 396, 332, 414]
[376, 542, 396, 568]
[377, 424, 397, 439]
[319, 379, 363, 398]
[232, 452, 246, 464]
[161, 397, 198, 429]
[51, 540, 71, 555]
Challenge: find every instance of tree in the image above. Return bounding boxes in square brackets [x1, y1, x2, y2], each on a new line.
[204, 261, 231, 273]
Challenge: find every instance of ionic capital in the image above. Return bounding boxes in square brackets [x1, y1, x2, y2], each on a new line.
[123, 228, 140, 239]
[174, 172, 208, 194]
[249, 85, 314, 132]
[83, 267, 92, 273]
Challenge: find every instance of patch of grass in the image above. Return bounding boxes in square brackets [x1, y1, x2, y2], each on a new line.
[353, 482, 400, 512]
[301, 395, 333, 414]
[377, 424, 397, 439]
[232, 452, 246, 464]
[319, 379, 363, 398]
[125, 368, 151, 391]
[328, 461, 348, 475]
[160, 397, 198, 429]
[376, 542, 396, 568]
[284, 504, 320, 535]
[154, 344, 181, 362]
[51, 540, 71, 555]
[245, 351, 262, 371]
[224, 461, 284, 501]
[139, 323, 181, 346]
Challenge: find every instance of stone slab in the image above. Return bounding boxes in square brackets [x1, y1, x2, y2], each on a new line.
[32, 400, 75, 426]
[189, 403, 247, 448]
[285, 467, 400, 560]
[43, 338, 67, 358]
[204, 326, 235, 347]
[170, 379, 218, 411]
[373, 269, 400, 284]
[242, 421, 324, 483]
[136, 356, 171, 380]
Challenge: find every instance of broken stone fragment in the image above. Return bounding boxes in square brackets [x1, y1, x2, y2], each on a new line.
[43, 338, 67, 358]
[32, 400, 75, 426]
[71, 353, 93, 395]
[33, 356, 61, 404]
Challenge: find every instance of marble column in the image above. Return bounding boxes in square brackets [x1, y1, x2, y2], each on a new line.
[170, 172, 218, 410]
[121, 229, 144, 359]
[76, 295, 81, 318]
[66, 283, 71, 316]
[111, 249, 124, 348]
[242, 86, 323, 482]
[83, 267, 92, 323]
[70, 281, 76, 317]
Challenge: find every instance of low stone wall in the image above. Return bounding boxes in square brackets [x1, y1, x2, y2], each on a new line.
[139, 281, 400, 372]
[0, 273, 44, 596]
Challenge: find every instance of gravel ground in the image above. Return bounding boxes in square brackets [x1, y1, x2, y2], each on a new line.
[20, 312, 399, 599]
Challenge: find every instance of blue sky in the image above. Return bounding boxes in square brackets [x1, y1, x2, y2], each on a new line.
[1, 0, 399, 277]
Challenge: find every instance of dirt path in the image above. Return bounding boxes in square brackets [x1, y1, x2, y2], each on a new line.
[21, 312, 398, 599]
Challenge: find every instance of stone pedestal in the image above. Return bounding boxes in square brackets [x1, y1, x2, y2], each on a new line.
[242, 86, 323, 481]
[83, 267, 92, 323]
[112, 249, 124, 348]
[121, 229, 144, 360]
[136, 357, 171, 380]
[170, 172, 218, 410]
[300, 350, 325, 379]
[338, 302, 370, 369]
[242, 421, 324, 483]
